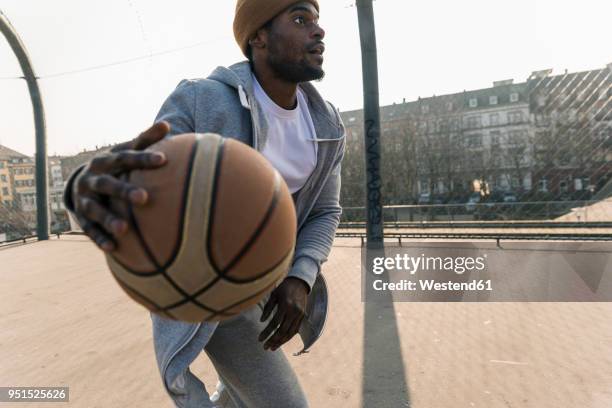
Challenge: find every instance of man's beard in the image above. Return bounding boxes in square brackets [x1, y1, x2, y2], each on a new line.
[267, 36, 325, 83]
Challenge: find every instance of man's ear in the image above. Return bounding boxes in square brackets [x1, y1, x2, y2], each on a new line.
[249, 27, 268, 51]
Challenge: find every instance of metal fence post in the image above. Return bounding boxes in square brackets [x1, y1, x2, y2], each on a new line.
[0, 10, 49, 240]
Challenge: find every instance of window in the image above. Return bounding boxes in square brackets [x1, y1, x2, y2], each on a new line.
[0, 175, 6, 182]
[446, 102, 454, 111]
[2, 187, 8, 195]
[419, 180, 429, 193]
[0, 162, 4, 169]
[536, 114, 551, 126]
[421, 105, 429, 114]
[507, 130, 525, 145]
[489, 95, 498, 105]
[508, 111, 523, 124]
[558, 153, 571, 166]
[466, 116, 481, 129]
[511, 176, 520, 188]
[538, 178, 548, 192]
[469, 98, 478, 108]
[559, 180, 569, 193]
[574, 178, 583, 191]
[490, 113, 499, 126]
[466, 134, 483, 148]
[510, 92, 519, 102]
[490, 131, 501, 145]
[439, 120, 449, 132]
[428, 120, 436, 132]
[582, 177, 591, 191]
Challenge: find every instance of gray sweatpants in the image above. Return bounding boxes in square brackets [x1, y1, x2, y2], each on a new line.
[204, 302, 309, 408]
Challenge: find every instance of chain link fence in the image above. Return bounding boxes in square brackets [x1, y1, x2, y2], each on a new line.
[339, 65, 612, 234]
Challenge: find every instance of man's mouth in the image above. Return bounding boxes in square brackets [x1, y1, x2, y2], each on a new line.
[308, 44, 325, 55]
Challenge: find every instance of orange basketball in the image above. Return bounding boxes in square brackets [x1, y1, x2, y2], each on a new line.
[105, 133, 296, 322]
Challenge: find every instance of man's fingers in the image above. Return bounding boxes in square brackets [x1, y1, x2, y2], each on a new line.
[81, 219, 116, 252]
[269, 310, 304, 351]
[265, 317, 296, 351]
[133, 121, 170, 150]
[89, 151, 166, 175]
[85, 175, 148, 205]
[259, 309, 284, 343]
[110, 122, 170, 153]
[286, 314, 304, 344]
[77, 196, 127, 237]
[109, 140, 135, 153]
[260, 294, 277, 322]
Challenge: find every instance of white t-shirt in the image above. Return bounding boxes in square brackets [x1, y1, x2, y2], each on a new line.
[252, 75, 318, 194]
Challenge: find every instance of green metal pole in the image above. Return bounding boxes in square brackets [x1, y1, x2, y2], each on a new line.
[0, 10, 49, 240]
[356, 0, 383, 247]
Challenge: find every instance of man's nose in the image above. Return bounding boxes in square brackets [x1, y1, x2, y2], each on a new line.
[311, 23, 325, 39]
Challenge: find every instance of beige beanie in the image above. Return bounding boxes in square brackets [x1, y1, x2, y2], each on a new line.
[233, 0, 320, 57]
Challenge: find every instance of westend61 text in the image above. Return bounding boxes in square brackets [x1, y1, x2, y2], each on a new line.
[373, 279, 493, 292]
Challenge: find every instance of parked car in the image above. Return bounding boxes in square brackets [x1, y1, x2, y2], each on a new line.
[503, 193, 518, 203]
[417, 193, 431, 205]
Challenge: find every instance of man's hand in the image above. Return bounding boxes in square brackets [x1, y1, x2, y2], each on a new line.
[72, 121, 170, 252]
[258, 277, 309, 351]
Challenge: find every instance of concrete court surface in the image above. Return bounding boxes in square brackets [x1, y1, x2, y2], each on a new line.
[1, 235, 612, 408]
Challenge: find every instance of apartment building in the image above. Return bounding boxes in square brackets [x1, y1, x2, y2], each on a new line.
[339, 64, 611, 203]
[11, 157, 36, 212]
[528, 66, 611, 197]
[0, 159, 12, 207]
[0, 145, 29, 207]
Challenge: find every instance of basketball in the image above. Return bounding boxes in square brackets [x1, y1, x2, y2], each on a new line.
[104, 133, 297, 322]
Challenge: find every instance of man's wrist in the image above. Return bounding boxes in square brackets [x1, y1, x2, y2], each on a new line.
[284, 276, 310, 293]
[286, 256, 320, 292]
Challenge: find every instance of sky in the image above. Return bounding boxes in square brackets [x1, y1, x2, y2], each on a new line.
[0, 0, 610, 157]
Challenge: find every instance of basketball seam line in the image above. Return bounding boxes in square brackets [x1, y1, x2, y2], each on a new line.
[208, 167, 285, 283]
[112, 270, 180, 320]
[160, 245, 293, 313]
[207, 274, 281, 320]
[220, 171, 282, 279]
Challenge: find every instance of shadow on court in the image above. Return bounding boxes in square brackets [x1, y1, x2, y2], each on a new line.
[362, 249, 411, 407]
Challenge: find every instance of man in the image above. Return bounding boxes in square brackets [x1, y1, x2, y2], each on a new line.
[64, 0, 345, 406]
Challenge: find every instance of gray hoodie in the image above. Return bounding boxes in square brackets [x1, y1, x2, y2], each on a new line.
[150, 61, 345, 406]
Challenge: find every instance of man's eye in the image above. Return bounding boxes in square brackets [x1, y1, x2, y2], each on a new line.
[293, 16, 305, 25]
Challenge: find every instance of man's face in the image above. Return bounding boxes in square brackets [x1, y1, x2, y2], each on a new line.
[264, 2, 326, 83]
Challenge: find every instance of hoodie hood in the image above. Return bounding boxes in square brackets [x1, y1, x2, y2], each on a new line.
[208, 62, 343, 136]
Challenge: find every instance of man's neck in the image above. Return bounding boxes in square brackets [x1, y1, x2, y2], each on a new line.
[252, 64, 299, 110]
